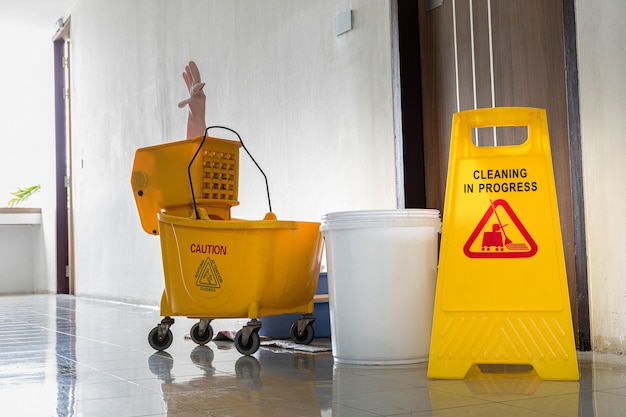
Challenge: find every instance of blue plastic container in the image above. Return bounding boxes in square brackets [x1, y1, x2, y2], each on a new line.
[259, 272, 331, 339]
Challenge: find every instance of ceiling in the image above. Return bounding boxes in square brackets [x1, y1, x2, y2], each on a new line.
[0, 0, 75, 30]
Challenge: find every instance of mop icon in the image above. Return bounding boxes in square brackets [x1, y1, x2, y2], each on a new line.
[481, 199, 529, 251]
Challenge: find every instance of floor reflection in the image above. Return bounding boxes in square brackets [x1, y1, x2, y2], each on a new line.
[428, 365, 581, 417]
[56, 296, 77, 417]
[149, 345, 331, 416]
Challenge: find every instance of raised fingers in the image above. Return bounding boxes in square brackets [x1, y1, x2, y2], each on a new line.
[188, 61, 202, 84]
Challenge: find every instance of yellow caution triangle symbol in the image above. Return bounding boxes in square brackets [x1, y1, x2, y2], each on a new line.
[195, 257, 222, 289]
[463, 199, 537, 258]
[197, 270, 219, 287]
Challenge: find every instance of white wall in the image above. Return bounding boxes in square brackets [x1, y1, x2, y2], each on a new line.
[576, 0, 626, 353]
[0, 23, 59, 294]
[0, 212, 44, 293]
[68, 0, 398, 305]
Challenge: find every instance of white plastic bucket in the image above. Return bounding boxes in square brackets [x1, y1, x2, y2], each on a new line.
[320, 209, 441, 365]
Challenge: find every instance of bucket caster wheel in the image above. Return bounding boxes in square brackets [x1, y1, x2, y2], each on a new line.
[148, 316, 174, 351]
[190, 320, 214, 345]
[148, 326, 173, 351]
[235, 329, 260, 355]
[290, 322, 315, 345]
[235, 320, 262, 355]
[291, 314, 316, 345]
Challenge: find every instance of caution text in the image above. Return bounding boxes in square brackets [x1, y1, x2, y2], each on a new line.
[463, 168, 538, 194]
[190, 244, 227, 255]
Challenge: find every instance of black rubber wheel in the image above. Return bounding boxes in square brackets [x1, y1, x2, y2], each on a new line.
[148, 326, 173, 351]
[234, 329, 261, 355]
[290, 322, 315, 345]
[190, 322, 214, 345]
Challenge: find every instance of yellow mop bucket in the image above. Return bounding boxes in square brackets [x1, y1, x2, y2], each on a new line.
[158, 212, 323, 320]
[153, 211, 324, 355]
[132, 127, 324, 356]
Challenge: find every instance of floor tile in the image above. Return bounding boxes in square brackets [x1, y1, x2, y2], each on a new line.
[2, 294, 626, 417]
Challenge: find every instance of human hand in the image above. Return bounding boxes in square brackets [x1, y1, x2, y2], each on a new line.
[178, 61, 207, 138]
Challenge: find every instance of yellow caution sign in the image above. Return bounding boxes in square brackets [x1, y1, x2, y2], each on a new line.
[427, 107, 579, 381]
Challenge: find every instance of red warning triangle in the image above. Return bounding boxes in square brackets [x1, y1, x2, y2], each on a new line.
[464, 199, 537, 258]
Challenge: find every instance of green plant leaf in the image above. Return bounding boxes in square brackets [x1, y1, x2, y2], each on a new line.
[7, 184, 41, 207]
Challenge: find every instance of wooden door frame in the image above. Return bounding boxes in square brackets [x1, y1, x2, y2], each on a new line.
[562, 0, 590, 351]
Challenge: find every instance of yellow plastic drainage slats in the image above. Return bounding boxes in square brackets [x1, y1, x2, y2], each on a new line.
[157, 213, 323, 319]
[427, 107, 579, 381]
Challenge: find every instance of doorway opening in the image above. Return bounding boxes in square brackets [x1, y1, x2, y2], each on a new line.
[53, 17, 74, 295]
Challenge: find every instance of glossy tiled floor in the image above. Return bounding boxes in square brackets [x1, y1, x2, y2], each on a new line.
[1, 294, 625, 416]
